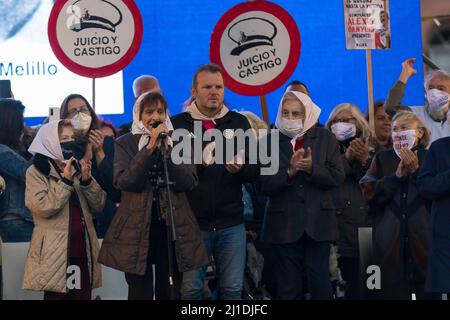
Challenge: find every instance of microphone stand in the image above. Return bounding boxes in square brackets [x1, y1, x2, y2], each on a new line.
[158, 136, 177, 300]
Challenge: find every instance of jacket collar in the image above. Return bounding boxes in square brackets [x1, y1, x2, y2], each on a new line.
[33, 154, 77, 179]
[182, 110, 235, 125]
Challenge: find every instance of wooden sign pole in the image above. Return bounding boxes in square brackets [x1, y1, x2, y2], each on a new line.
[259, 95, 270, 126]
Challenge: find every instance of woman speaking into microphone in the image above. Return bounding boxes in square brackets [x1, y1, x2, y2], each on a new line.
[99, 91, 208, 300]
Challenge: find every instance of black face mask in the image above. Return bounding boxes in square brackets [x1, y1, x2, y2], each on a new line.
[60, 141, 83, 160]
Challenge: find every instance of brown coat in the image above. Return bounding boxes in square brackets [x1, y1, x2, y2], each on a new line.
[23, 159, 106, 293]
[98, 133, 209, 275]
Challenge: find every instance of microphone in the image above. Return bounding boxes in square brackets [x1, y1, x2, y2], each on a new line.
[158, 132, 168, 139]
[151, 121, 168, 139]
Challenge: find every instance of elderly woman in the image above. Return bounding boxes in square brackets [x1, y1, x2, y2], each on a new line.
[59, 94, 120, 238]
[23, 120, 106, 299]
[98, 92, 208, 300]
[360, 111, 431, 299]
[260, 91, 345, 300]
[325, 103, 373, 299]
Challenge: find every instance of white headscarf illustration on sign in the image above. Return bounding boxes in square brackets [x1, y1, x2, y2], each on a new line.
[49, 0, 143, 78]
[210, 1, 300, 96]
[66, 0, 123, 33]
[227, 17, 277, 56]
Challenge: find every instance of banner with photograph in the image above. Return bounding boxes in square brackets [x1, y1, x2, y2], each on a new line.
[344, 0, 391, 50]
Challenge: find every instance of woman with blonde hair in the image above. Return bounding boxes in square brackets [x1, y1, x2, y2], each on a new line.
[240, 111, 269, 139]
[325, 103, 373, 299]
[360, 111, 431, 299]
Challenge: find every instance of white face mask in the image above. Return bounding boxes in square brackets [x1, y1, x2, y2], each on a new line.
[392, 129, 417, 159]
[281, 119, 304, 138]
[427, 89, 450, 119]
[331, 122, 357, 142]
[71, 112, 92, 133]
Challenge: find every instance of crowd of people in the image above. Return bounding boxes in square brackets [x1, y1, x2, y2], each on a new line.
[0, 58, 450, 300]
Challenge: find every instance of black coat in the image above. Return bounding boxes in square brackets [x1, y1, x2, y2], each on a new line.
[260, 128, 345, 243]
[360, 148, 430, 286]
[417, 137, 450, 292]
[98, 133, 209, 275]
[170, 111, 260, 230]
[92, 136, 121, 237]
[334, 151, 371, 258]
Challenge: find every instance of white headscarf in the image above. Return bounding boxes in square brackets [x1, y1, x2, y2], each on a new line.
[131, 93, 174, 151]
[275, 91, 321, 139]
[184, 100, 229, 121]
[28, 121, 64, 160]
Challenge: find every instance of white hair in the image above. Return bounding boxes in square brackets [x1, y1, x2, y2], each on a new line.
[425, 69, 450, 90]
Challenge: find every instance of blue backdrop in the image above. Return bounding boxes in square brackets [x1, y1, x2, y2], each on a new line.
[26, 0, 425, 126]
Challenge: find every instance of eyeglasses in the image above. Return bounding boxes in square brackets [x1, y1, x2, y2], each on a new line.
[67, 107, 90, 117]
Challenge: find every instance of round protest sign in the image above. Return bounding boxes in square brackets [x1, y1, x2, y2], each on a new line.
[210, 1, 301, 96]
[48, 0, 143, 78]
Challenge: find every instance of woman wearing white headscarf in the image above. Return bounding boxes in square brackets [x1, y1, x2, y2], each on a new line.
[98, 91, 208, 300]
[260, 91, 345, 300]
[23, 120, 106, 299]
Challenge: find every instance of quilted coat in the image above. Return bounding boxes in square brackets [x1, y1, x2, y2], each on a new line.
[22, 158, 106, 293]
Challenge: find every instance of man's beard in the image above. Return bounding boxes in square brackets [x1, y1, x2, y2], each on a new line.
[0, 0, 41, 41]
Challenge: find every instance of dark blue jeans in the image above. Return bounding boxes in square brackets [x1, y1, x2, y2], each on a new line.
[0, 219, 33, 242]
[181, 223, 246, 300]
